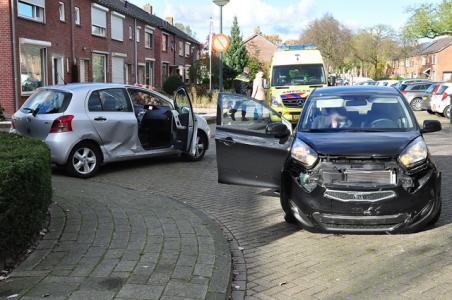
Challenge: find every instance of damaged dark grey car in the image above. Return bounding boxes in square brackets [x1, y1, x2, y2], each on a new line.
[215, 86, 442, 233]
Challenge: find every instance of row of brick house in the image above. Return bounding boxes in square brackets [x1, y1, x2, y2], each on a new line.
[390, 36, 452, 82]
[0, 0, 202, 117]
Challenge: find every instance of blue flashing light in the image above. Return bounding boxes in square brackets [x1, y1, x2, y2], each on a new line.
[277, 44, 317, 50]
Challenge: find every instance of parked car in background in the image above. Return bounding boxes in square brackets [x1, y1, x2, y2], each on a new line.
[376, 80, 399, 87]
[394, 79, 431, 91]
[355, 80, 377, 86]
[11, 84, 211, 178]
[425, 83, 443, 113]
[401, 82, 434, 111]
[430, 83, 452, 119]
[215, 86, 442, 233]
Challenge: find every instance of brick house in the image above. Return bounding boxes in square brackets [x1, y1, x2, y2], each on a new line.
[0, 0, 201, 117]
[244, 33, 277, 64]
[391, 36, 452, 82]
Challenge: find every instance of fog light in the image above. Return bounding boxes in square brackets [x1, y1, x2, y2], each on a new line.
[400, 176, 414, 189]
[298, 173, 318, 192]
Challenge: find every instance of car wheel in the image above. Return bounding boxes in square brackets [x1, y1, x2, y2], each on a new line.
[279, 182, 299, 225]
[185, 131, 208, 161]
[66, 142, 101, 178]
[428, 203, 442, 227]
[443, 105, 451, 119]
[410, 98, 423, 111]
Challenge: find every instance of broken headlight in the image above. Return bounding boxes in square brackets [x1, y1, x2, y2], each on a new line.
[399, 137, 428, 168]
[291, 139, 318, 168]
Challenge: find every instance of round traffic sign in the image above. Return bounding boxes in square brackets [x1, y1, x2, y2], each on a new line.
[212, 34, 230, 53]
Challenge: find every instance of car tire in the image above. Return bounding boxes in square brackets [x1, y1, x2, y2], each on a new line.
[428, 203, 442, 227]
[279, 179, 299, 225]
[66, 142, 101, 178]
[410, 98, 423, 111]
[443, 105, 451, 119]
[184, 131, 208, 161]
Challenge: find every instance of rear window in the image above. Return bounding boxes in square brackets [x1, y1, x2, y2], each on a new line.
[426, 84, 438, 94]
[21, 89, 72, 114]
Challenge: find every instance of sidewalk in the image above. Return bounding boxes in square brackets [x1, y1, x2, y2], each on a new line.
[0, 176, 231, 300]
[193, 108, 216, 124]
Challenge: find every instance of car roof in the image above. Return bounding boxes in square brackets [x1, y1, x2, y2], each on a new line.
[313, 86, 399, 96]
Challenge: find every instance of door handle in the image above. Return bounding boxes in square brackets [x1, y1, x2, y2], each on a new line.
[94, 117, 107, 121]
[220, 137, 235, 146]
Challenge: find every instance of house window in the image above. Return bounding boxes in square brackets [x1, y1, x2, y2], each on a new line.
[162, 62, 169, 81]
[145, 28, 153, 49]
[145, 61, 154, 86]
[185, 43, 190, 57]
[92, 53, 107, 82]
[91, 4, 108, 37]
[136, 27, 141, 42]
[162, 34, 168, 52]
[421, 56, 426, 66]
[58, 2, 65, 22]
[432, 54, 437, 65]
[75, 7, 80, 25]
[20, 45, 46, 93]
[129, 26, 133, 40]
[185, 65, 190, 83]
[443, 72, 452, 82]
[178, 41, 183, 56]
[17, 0, 45, 22]
[111, 13, 124, 42]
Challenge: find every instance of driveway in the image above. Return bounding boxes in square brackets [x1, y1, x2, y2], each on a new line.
[1, 111, 451, 299]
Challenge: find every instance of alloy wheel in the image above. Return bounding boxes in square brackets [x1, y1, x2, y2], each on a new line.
[195, 135, 206, 159]
[445, 105, 451, 119]
[410, 98, 423, 111]
[73, 147, 97, 175]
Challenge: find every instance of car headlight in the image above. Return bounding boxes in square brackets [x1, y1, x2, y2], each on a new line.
[271, 95, 282, 107]
[291, 139, 318, 168]
[399, 137, 428, 168]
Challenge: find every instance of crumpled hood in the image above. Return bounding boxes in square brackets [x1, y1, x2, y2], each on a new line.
[298, 131, 420, 157]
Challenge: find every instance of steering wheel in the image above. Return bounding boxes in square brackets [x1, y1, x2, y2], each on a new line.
[370, 118, 396, 128]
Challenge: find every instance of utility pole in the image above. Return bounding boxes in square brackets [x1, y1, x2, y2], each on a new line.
[213, 0, 229, 92]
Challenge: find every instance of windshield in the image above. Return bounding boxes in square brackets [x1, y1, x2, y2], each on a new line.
[272, 64, 325, 86]
[300, 94, 415, 132]
[21, 89, 72, 114]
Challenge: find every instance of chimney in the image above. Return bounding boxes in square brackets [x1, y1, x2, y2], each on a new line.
[166, 16, 173, 26]
[143, 3, 152, 14]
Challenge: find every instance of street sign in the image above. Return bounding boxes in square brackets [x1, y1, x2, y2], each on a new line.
[212, 34, 230, 53]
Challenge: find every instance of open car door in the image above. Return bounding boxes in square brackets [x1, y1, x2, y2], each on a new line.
[173, 87, 196, 154]
[215, 93, 293, 189]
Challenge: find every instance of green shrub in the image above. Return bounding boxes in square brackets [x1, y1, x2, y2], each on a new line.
[163, 75, 184, 95]
[0, 132, 52, 263]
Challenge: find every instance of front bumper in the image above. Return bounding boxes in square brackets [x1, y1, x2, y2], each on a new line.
[284, 163, 441, 233]
[272, 106, 301, 124]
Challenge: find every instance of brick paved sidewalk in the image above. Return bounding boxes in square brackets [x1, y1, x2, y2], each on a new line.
[0, 178, 231, 300]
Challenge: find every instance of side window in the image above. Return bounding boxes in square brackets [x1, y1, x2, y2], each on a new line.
[128, 89, 170, 107]
[88, 88, 132, 112]
[174, 89, 192, 114]
[220, 94, 281, 133]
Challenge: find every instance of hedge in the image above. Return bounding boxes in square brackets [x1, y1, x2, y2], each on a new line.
[0, 132, 52, 264]
[163, 74, 184, 95]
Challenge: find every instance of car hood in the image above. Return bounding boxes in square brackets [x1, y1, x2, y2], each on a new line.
[298, 131, 420, 157]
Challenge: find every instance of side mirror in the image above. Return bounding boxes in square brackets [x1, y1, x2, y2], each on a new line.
[421, 120, 441, 133]
[265, 122, 290, 138]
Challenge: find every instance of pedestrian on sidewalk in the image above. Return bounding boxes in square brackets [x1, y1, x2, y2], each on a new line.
[252, 70, 266, 120]
[231, 67, 251, 121]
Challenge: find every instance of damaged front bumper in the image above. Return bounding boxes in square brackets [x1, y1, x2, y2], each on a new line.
[283, 157, 441, 233]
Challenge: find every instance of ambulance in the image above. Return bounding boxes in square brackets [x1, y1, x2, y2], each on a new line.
[269, 44, 328, 124]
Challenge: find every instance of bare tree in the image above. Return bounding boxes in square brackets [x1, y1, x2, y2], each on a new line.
[299, 14, 352, 72]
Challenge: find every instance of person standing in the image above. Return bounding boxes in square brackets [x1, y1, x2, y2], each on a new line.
[231, 67, 251, 121]
[251, 71, 266, 120]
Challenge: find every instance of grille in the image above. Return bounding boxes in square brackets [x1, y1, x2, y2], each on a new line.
[324, 190, 396, 202]
[344, 170, 396, 185]
[282, 98, 305, 108]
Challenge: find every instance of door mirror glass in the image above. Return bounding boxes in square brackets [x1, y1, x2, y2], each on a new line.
[265, 122, 290, 138]
[421, 120, 442, 133]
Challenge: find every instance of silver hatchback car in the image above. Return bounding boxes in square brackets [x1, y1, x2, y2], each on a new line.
[11, 83, 211, 178]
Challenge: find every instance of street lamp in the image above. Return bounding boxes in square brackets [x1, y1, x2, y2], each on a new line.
[213, 0, 229, 92]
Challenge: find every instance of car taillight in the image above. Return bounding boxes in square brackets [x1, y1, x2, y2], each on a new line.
[441, 92, 449, 101]
[50, 115, 74, 133]
[401, 90, 407, 95]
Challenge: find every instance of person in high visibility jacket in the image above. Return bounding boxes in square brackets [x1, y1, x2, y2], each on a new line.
[231, 67, 251, 121]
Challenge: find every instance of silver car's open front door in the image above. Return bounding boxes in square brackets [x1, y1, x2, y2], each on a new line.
[173, 87, 196, 154]
[215, 93, 293, 189]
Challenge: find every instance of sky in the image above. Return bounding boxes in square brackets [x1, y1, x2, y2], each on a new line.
[129, 0, 441, 43]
